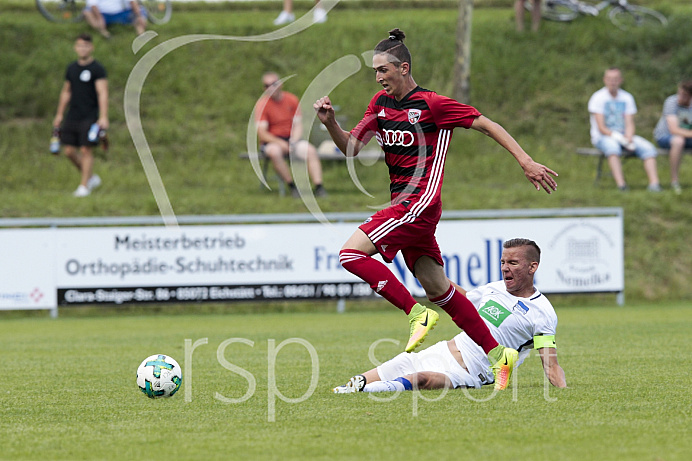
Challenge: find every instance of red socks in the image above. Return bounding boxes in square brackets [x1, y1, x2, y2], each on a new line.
[430, 285, 498, 354]
[339, 249, 418, 314]
[339, 249, 498, 354]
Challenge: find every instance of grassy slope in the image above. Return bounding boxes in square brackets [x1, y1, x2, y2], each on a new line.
[0, 305, 690, 460]
[1, 3, 692, 303]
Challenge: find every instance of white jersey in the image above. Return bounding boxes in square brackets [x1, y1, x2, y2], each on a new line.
[453, 281, 557, 387]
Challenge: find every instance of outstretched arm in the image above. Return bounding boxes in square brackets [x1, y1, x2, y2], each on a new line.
[314, 96, 365, 157]
[538, 346, 567, 388]
[470, 115, 558, 194]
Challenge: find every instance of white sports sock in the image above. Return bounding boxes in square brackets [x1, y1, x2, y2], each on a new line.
[363, 380, 406, 393]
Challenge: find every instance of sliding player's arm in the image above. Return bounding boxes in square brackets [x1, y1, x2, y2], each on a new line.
[536, 336, 567, 388]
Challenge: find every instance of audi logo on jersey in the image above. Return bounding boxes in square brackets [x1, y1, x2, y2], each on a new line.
[376, 129, 415, 147]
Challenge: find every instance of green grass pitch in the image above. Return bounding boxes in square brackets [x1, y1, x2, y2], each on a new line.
[2, 2, 692, 459]
[1, 303, 690, 460]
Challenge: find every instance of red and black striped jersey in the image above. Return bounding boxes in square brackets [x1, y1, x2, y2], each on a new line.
[351, 86, 481, 206]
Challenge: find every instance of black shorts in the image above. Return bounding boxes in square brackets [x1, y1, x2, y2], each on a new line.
[60, 119, 97, 147]
[260, 136, 291, 156]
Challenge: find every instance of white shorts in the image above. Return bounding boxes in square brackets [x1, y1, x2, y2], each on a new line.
[377, 341, 479, 389]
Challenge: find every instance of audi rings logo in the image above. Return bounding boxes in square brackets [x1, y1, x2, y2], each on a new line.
[376, 129, 415, 147]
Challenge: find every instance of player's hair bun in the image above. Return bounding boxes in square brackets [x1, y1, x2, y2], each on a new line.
[388, 28, 405, 42]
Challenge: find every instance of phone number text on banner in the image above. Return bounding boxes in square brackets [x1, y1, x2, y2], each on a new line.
[58, 282, 375, 305]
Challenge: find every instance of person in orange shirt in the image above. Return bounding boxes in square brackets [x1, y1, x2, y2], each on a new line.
[255, 72, 326, 198]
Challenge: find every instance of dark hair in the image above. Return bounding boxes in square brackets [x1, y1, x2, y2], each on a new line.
[503, 238, 541, 263]
[680, 80, 692, 95]
[374, 28, 411, 69]
[76, 33, 93, 43]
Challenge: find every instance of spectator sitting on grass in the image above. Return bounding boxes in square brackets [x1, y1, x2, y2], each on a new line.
[83, 0, 146, 39]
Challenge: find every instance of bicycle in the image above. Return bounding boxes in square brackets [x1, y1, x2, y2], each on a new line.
[526, 0, 667, 30]
[36, 0, 172, 25]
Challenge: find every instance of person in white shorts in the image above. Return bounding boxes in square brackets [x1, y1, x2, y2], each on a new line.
[333, 238, 567, 393]
[84, 0, 147, 38]
[588, 67, 661, 192]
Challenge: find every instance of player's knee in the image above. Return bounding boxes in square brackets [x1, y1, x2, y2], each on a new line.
[671, 136, 685, 149]
[264, 144, 283, 159]
[265, 150, 281, 160]
[599, 138, 621, 156]
[412, 372, 434, 390]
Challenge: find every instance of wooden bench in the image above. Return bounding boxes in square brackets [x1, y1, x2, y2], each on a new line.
[240, 141, 384, 196]
[576, 147, 682, 184]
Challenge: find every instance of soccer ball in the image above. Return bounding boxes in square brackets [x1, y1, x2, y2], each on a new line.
[136, 354, 182, 399]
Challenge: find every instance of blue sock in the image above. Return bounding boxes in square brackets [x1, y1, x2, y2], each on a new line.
[394, 377, 413, 391]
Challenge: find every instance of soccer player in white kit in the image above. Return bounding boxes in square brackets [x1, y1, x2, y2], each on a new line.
[333, 238, 567, 392]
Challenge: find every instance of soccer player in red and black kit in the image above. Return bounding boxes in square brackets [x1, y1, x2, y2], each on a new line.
[314, 29, 557, 389]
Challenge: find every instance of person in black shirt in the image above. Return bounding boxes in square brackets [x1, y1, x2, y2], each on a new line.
[53, 33, 108, 197]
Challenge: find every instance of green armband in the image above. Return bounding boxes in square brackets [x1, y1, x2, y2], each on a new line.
[534, 335, 556, 349]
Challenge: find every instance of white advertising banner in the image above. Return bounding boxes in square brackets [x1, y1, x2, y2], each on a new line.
[0, 229, 57, 310]
[0, 216, 623, 309]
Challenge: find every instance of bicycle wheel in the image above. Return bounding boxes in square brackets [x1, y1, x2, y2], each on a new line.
[36, 0, 85, 23]
[526, 0, 579, 22]
[141, 0, 172, 25]
[608, 5, 668, 30]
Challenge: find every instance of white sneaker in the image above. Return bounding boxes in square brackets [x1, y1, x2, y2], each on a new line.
[87, 174, 101, 191]
[73, 185, 90, 197]
[273, 10, 295, 25]
[313, 7, 327, 23]
[332, 375, 365, 393]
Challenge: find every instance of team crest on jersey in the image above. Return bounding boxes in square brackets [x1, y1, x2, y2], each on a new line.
[407, 109, 421, 124]
[511, 300, 529, 315]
